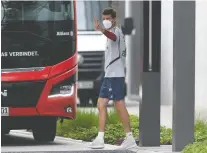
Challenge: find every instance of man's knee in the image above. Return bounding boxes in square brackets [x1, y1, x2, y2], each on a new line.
[114, 99, 126, 109]
[97, 98, 108, 110]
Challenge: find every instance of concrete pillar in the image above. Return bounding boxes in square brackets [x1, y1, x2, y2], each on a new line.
[125, 1, 142, 101]
[139, 1, 161, 146]
[160, 1, 173, 106]
[172, 1, 195, 151]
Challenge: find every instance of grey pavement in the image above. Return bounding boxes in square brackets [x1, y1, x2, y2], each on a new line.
[3, 97, 205, 153]
[1, 130, 179, 153]
[1, 130, 122, 152]
[2, 151, 136, 153]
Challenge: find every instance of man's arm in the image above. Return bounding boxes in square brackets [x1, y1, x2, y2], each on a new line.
[94, 17, 118, 41]
[101, 29, 117, 41]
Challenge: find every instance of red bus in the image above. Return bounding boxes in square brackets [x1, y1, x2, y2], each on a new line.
[1, 1, 77, 142]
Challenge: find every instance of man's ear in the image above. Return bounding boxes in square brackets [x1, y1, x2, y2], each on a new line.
[112, 18, 116, 25]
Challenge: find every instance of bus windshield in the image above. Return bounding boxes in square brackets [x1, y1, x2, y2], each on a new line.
[1, 1, 75, 69]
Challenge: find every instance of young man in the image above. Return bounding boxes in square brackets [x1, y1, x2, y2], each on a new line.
[88, 8, 137, 149]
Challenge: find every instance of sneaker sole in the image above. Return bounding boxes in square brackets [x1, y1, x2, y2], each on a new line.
[88, 145, 105, 149]
[119, 144, 138, 150]
[125, 144, 138, 149]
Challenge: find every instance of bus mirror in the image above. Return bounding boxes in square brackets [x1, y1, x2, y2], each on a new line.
[122, 17, 134, 35]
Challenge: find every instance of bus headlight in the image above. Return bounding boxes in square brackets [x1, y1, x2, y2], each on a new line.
[48, 74, 76, 98]
[60, 85, 73, 94]
[48, 85, 74, 98]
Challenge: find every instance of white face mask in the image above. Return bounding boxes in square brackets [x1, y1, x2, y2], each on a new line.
[103, 20, 112, 29]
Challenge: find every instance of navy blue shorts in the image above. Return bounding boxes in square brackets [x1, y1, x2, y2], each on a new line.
[99, 77, 125, 101]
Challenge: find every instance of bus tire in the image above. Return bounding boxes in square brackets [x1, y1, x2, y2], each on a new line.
[32, 117, 56, 142]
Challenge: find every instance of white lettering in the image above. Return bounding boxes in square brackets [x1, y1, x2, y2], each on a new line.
[1, 52, 8, 57]
[1, 90, 7, 97]
[66, 107, 72, 113]
[2, 51, 39, 57]
[9, 52, 14, 56]
[57, 31, 73, 36]
[1, 107, 9, 114]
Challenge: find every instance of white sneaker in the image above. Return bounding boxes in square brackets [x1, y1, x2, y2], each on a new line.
[120, 136, 137, 149]
[88, 136, 105, 149]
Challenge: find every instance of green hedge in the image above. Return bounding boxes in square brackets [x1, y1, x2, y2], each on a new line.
[182, 120, 207, 153]
[182, 141, 207, 153]
[56, 109, 172, 145]
[56, 109, 207, 151]
[194, 120, 207, 142]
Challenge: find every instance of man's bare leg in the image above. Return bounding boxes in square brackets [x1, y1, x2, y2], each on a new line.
[114, 99, 137, 149]
[114, 100, 131, 133]
[89, 97, 109, 149]
[97, 97, 109, 132]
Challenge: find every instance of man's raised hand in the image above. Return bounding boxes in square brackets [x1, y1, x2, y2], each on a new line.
[94, 17, 102, 31]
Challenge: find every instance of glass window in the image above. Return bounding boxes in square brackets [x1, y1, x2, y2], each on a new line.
[76, 1, 110, 31]
[1, 1, 76, 69]
[1, 1, 74, 22]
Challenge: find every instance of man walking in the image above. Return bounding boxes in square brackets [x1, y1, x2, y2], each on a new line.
[88, 8, 137, 149]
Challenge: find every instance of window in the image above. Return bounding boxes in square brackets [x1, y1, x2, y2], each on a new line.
[76, 1, 110, 31]
[1, 1, 76, 69]
[1, 1, 74, 22]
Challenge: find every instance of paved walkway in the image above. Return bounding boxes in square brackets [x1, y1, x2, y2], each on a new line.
[2, 131, 178, 153]
[129, 145, 180, 153]
[6, 98, 204, 153]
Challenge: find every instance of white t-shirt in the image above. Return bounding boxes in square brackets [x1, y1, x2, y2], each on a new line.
[104, 27, 125, 78]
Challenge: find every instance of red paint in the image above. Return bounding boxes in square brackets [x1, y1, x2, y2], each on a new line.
[36, 66, 78, 119]
[8, 66, 77, 119]
[9, 108, 38, 116]
[48, 54, 77, 78]
[1, 67, 51, 82]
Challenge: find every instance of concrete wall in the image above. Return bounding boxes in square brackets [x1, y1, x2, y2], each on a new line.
[161, 0, 207, 108]
[161, 0, 173, 105]
[195, 0, 207, 108]
[110, 1, 125, 27]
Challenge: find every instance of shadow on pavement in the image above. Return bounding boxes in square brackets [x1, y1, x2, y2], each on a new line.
[1, 134, 61, 146]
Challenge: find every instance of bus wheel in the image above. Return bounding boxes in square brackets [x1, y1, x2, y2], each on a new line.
[32, 117, 56, 142]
